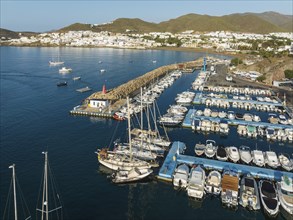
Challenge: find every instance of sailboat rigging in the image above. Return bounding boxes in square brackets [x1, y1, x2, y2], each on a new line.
[3, 164, 31, 220]
[36, 152, 63, 220]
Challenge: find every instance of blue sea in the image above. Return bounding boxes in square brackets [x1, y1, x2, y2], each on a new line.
[0, 47, 292, 220]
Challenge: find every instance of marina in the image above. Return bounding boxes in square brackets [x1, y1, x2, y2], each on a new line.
[2, 47, 293, 220]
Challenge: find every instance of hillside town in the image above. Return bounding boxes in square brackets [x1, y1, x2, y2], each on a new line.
[1, 30, 293, 55]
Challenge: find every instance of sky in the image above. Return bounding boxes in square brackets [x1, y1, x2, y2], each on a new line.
[1, 0, 292, 32]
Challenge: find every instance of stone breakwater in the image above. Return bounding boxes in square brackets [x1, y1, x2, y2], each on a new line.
[87, 59, 203, 101]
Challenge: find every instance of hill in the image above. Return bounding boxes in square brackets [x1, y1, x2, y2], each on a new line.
[0, 28, 37, 40]
[57, 12, 291, 34]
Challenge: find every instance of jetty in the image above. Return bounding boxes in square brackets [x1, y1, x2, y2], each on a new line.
[182, 109, 293, 129]
[70, 59, 204, 117]
[158, 142, 293, 182]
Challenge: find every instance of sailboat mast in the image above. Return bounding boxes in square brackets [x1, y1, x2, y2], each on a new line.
[9, 164, 18, 220]
[140, 88, 143, 147]
[41, 151, 49, 220]
[127, 97, 132, 160]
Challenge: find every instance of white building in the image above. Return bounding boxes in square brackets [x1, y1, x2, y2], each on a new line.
[88, 99, 109, 109]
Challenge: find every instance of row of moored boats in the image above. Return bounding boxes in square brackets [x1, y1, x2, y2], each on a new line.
[173, 164, 292, 216]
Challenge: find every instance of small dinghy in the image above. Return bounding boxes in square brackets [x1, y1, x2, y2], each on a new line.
[57, 81, 67, 87]
[259, 180, 279, 217]
[239, 175, 260, 210]
[239, 145, 252, 165]
[111, 167, 153, 183]
[205, 170, 222, 196]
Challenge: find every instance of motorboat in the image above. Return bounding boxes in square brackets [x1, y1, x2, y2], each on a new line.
[216, 145, 228, 161]
[111, 167, 153, 183]
[203, 108, 212, 117]
[251, 150, 265, 167]
[194, 143, 206, 156]
[278, 153, 293, 171]
[227, 111, 235, 120]
[243, 113, 253, 121]
[259, 180, 279, 217]
[268, 114, 279, 124]
[264, 151, 280, 169]
[239, 175, 260, 210]
[100, 69, 106, 73]
[266, 127, 276, 140]
[279, 115, 289, 125]
[59, 67, 72, 73]
[73, 76, 81, 81]
[225, 146, 240, 163]
[218, 111, 227, 119]
[205, 170, 222, 196]
[235, 113, 244, 120]
[191, 118, 201, 131]
[277, 176, 293, 215]
[253, 115, 261, 122]
[187, 166, 206, 199]
[219, 120, 229, 135]
[57, 81, 67, 87]
[173, 164, 190, 188]
[204, 140, 217, 158]
[221, 170, 239, 209]
[239, 145, 252, 165]
[237, 125, 247, 136]
[246, 125, 257, 138]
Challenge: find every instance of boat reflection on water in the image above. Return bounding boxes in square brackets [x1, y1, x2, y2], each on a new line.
[188, 197, 203, 209]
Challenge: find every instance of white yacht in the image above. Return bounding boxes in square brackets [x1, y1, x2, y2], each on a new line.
[205, 170, 221, 196]
[278, 153, 293, 171]
[259, 180, 279, 217]
[187, 166, 206, 199]
[264, 151, 280, 169]
[225, 146, 240, 163]
[251, 150, 265, 167]
[277, 176, 293, 215]
[111, 167, 153, 183]
[239, 175, 260, 210]
[173, 164, 190, 188]
[239, 145, 252, 165]
[204, 140, 217, 158]
[59, 67, 72, 73]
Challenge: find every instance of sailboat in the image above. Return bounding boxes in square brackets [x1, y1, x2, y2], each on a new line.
[3, 164, 31, 220]
[49, 49, 64, 66]
[96, 97, 152, 171]
[36, 152, 63, 220]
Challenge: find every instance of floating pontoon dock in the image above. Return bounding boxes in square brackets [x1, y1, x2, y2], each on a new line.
[158, 142, 293, 182]
[193, 93, 283, 107]
[182, 109, 293, 129]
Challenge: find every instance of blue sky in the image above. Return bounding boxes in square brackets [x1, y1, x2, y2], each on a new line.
[1, 1, 292, 32]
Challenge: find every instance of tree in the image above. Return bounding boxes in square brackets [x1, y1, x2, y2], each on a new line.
[230, 58, 242, 66]
[256, 75, 266, 82]
[284, 69, 293, 79]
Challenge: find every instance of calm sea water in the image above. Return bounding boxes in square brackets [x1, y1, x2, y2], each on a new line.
[0, 47, 292, 220]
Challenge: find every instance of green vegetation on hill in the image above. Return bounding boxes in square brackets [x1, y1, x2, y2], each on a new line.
[284, 69, 293, 79]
